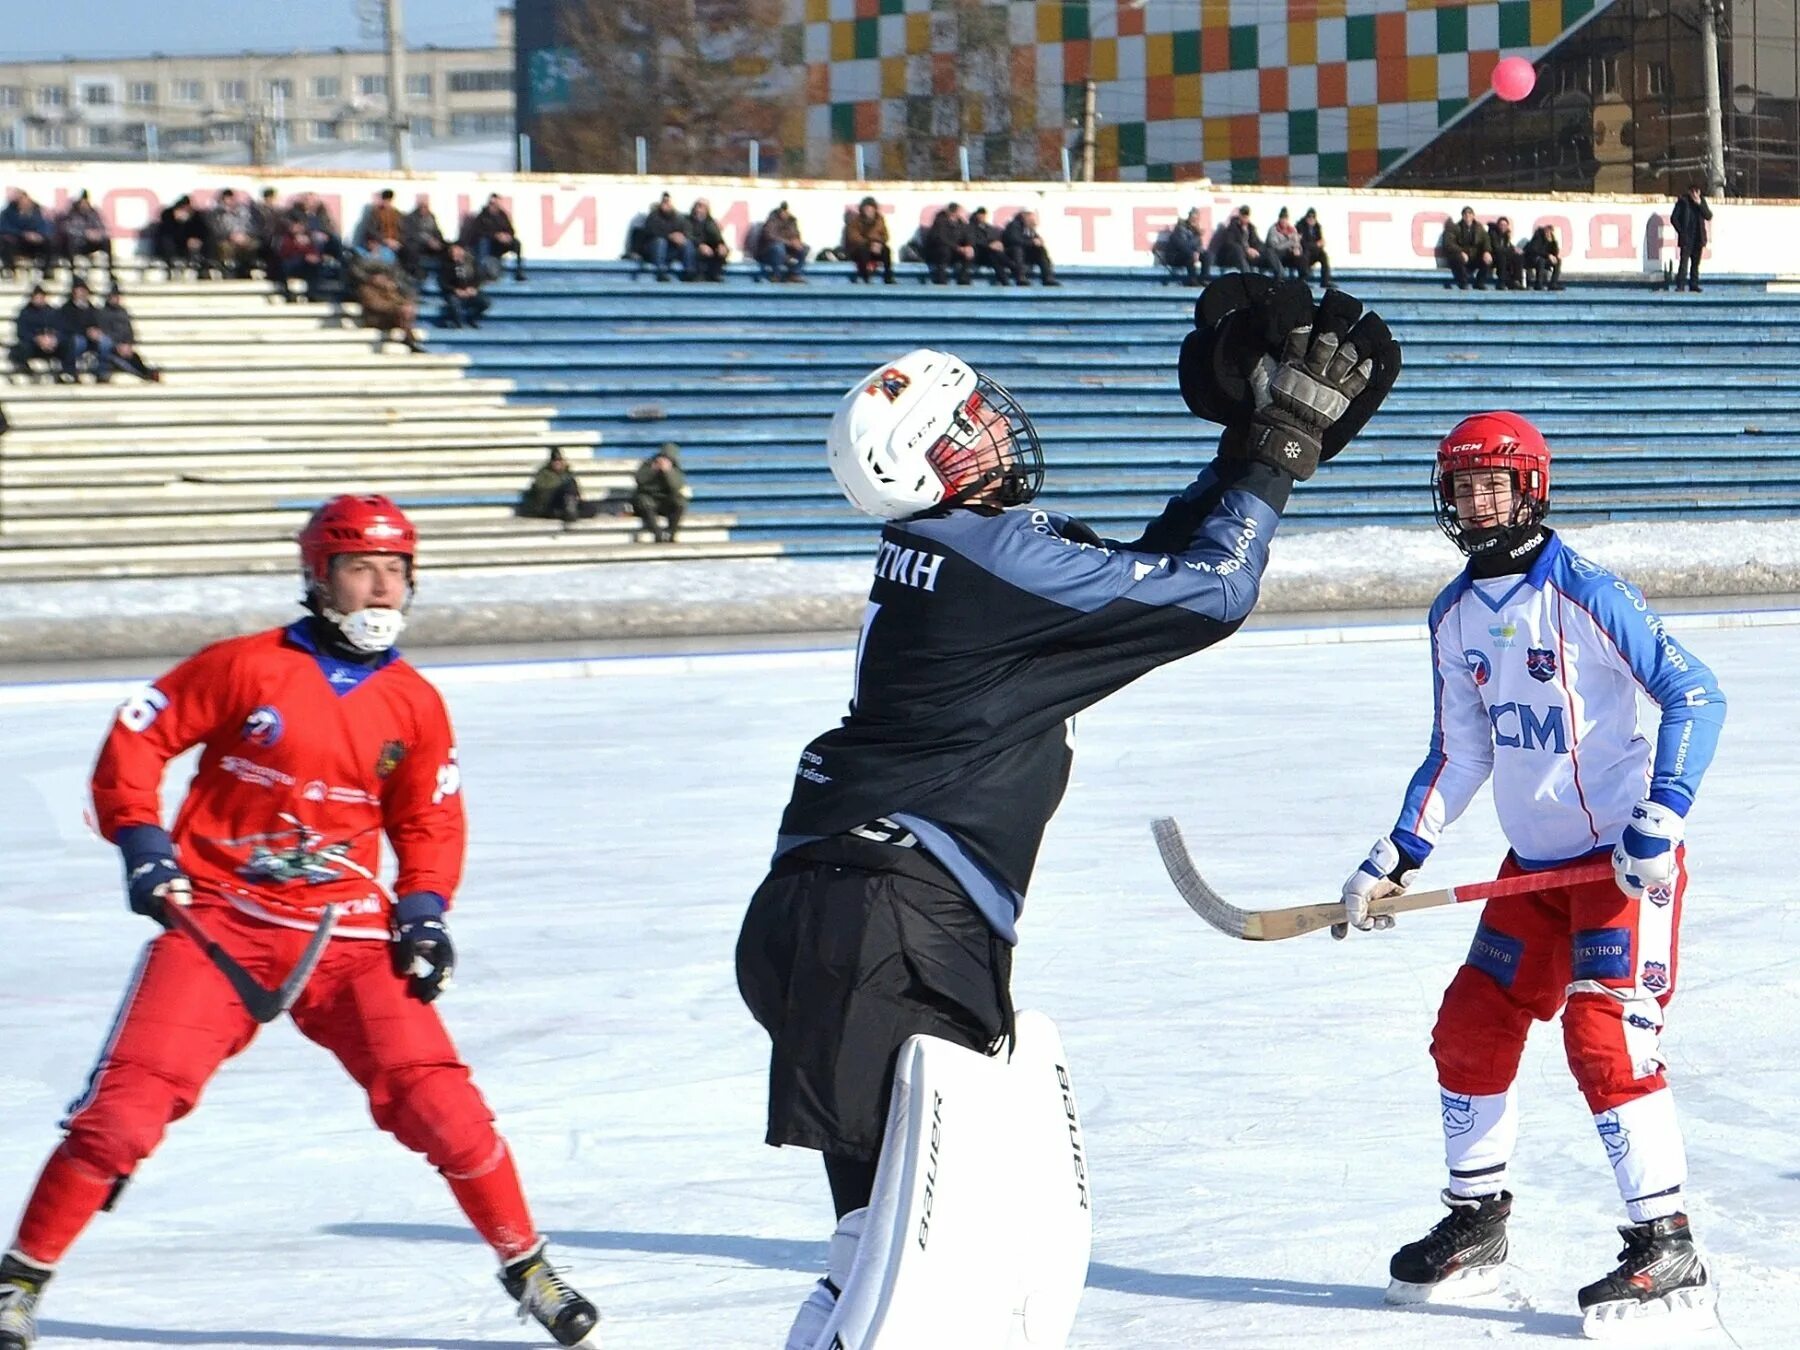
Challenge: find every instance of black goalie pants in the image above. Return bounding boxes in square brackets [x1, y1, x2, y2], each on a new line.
[736, 833, 1014, 1161]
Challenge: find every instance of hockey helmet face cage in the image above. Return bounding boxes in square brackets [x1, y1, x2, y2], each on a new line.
[828, 348, 1045, 520]
[925, 374, 1044, 510]
[1432, 412, 1551, 557]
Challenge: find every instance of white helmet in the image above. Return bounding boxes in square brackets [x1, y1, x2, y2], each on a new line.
[828, 348, 1044, 520]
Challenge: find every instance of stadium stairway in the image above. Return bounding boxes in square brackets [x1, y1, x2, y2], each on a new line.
[0, 264, 756, 582]
[6, 258, 1797, 580]
[429, 261, 1800, 560]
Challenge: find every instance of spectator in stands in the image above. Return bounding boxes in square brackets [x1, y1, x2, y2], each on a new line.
[156, 195, 215, 280]
[253, 187, 286, 277]
[7, 286, 62, 379]
[1670, 184, 1711, 293]
[1489, 215, 1524, 290]
[517, 448, 586, 524]
[687, 199, 729, 282]
[969, 208, 1016, 285]
[348, 254, 424, 353]
[759, 202, 809, 283]
[56, 191, 113, 278]
[401, 200, 448, 285]
[842, 196, 893, 284]
[1003, 209, 1058, 286]
[275, 217, 325, 302]
[57, 278, 108, 382]
[924, 202, 975, 285]
[210, 189, 262, 279]
[354, 188, 406, 265]
[437, 243, 491, 329]
[1, 191, 55, 280]
[1523, 222, 1563, 291]
[96, 286, 161, 383]
[1439, 206, 1493, 290]
[1207, 205, 1265, 276]
[1264, 208, 1305, 279]
[462, 193, 525, 281]
[642, 192, 693, 282]
[1162, 208, 1205, 285]
[1296, 207, 1333, 287]
[295, 193, 346, 261]
[632, 443, 691, 543]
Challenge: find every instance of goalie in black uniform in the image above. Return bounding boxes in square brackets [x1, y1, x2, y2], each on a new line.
[736, 278, 1402, 1348]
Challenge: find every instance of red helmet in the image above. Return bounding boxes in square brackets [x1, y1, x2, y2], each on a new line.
[1433, 411, 1551, 557]
[298, 494, 417, 588]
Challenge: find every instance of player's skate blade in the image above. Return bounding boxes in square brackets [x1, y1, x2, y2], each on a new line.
[1384, 1189, 1510, 1306]
[1577, 1214, 1716, 1342]
[500, 1244, 599, 1347]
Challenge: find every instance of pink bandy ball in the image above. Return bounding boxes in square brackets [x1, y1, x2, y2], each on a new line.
[1492, 55, 1536, 103]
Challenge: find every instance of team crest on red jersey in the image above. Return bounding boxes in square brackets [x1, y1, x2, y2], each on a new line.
[241, 705, 284, 747]
[375, 739, 408, 778]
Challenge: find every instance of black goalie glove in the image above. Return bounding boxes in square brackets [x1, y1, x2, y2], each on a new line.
[1178, 277, 1401, 479]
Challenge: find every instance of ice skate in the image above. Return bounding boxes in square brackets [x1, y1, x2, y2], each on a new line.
[1385, 1190, 1511, 1304]
[0, 1251, 52, 1350]
[1578, 1214, 1716, 1341]
[500, 1243, 599, 1347]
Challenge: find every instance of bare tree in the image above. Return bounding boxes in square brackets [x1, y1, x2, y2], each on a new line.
[534, 0, 792, 175]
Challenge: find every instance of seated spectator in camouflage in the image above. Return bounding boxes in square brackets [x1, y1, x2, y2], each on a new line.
[1, 191, 55, 280]
[633, 442, 692, 543]
[437, 243, 491, 328]
[348, 254, 423, 353]
[516, 448, 595, 524]
[842, 196, 893, 284]
[969, 208, 1017, 285]
[1438, 206, 1493, 290]
[96, 286, 161, 382]
[1489, 216, 1524, 290]
[210, 189, 262, 279]
[1523, 222, 1563, 291]
[1161, 209, 1205, 285]
[58, 278, 109, 382]
[57, 191, 113, 276]
[759, 203, 808, 283]
[156, 196, 216, 279]
[1296, 208, 1333, 286]
[401, 201, 447, 284]
[687, 199, 729, 282]
[641, 192, 692, 281]
[8, 286, 63, 378]
[1264, 208, 1305, 279]
[1002, 208, 1058, 285]
[354, 188, 406, 266]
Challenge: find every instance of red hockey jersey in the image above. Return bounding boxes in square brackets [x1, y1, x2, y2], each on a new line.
[90, 621, 465, 937]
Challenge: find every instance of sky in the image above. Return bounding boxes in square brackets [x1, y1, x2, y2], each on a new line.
[9, 0, 510, 61]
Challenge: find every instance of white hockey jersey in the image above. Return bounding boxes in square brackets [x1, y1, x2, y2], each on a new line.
[1391, 535, 1725, 870]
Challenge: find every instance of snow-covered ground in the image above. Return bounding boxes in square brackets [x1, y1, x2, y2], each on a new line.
[4, 616, 1798, 1348]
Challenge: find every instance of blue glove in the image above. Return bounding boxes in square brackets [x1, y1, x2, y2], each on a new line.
[117, 824, 190, 926]
[393, 891, 454, 1003]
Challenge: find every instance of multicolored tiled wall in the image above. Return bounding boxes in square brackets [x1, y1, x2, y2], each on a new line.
[783, 0, 1606, 185]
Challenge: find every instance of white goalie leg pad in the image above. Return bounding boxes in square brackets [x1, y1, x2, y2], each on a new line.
[812, 1010, 1093, 1350]
[785, 1209, 866, 1350]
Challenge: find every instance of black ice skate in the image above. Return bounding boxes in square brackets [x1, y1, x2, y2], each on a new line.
[0, 1250, 52, 1350]
[1577, 1213, 1716, 1340]
[1385, 1190, 1511, 1304]
[500, 1243, 599, 1347]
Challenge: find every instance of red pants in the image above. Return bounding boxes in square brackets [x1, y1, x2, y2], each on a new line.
[1431, 850, 1685, 1115]
[12, 905, 538, 1267]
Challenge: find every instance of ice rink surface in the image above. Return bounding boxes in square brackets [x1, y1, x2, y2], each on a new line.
[4, 616, 1797, 1349]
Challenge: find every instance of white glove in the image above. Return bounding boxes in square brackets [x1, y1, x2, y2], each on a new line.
[1334, 836, 1418, 940]
[1612, 799, 1683, 898]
